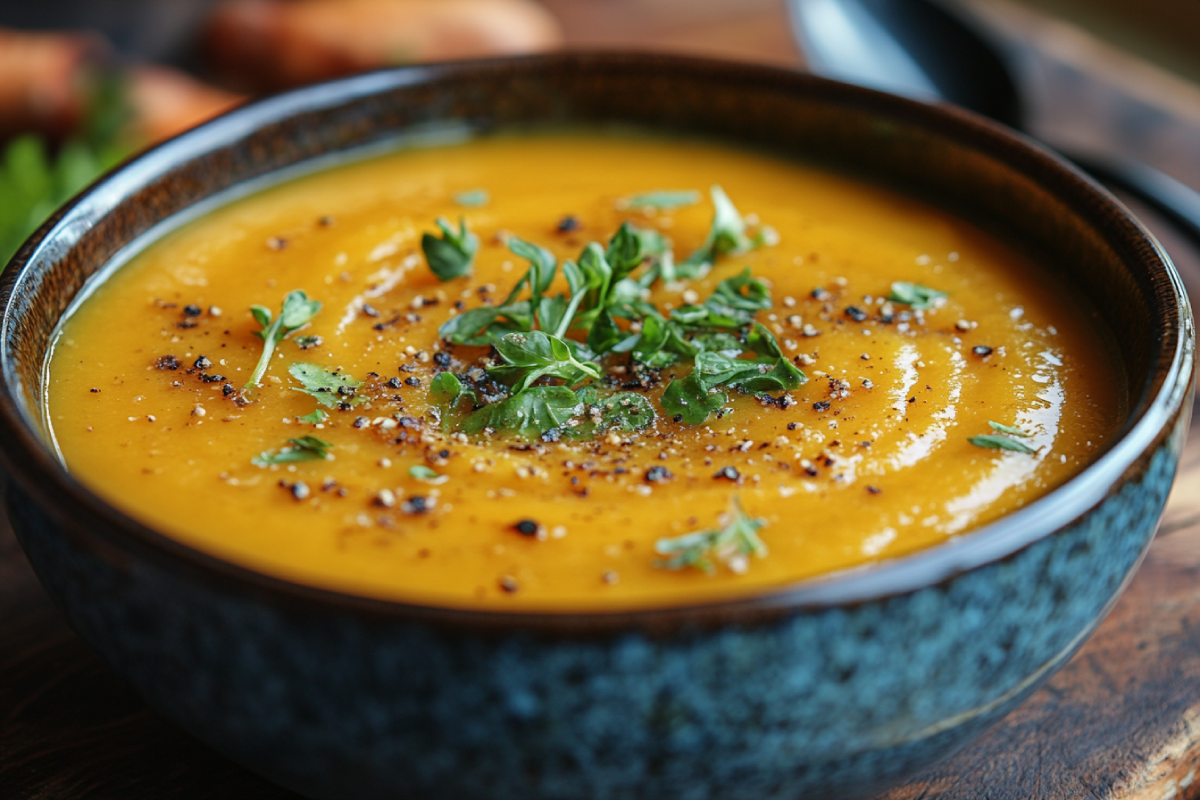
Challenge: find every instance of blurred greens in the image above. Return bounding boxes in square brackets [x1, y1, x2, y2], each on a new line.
[0, 75, 132, 267]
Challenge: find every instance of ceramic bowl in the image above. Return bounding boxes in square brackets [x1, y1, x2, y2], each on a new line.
[0, 54, 1194, 800]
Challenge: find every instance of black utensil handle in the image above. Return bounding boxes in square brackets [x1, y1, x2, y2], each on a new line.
[1065, 150, 1200, 248]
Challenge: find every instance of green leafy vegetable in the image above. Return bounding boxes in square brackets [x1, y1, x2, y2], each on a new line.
[409, 465, 449, 484]
[297, 409, 328, 424]
[288, 362, 364, 408]
[488, 331, 601, 393]
[429, 372, 478, 432]
[245, 291, 322, 389]
[439, 301, 534, 346]
[989, 421, 1031, 437]
[1, 74, 131, 267]
[422, 217, 478, 281]
[677, 185, 774, 278]
[661, 374, 727, 425]
[654, 497, 767, 573]
[889, 282, 947, 310]
[969, 434, 1037, 454]
[459, 386, 579, 439]
[563, 387, 656, 440]
[453, 189, 489, 207]
[503, 236, 558, 306]
[623, 190, 701, 210]
[252, 435, 333, 467]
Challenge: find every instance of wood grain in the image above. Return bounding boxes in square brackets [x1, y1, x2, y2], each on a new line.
[4, 2, 1200, 798]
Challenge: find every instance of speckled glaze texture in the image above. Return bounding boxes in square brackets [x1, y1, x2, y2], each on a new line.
[10, 426, 1185, 800]
[0, 55, 1194, 800]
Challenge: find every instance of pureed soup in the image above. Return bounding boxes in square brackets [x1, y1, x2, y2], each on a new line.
[44, 133, 1123, 610]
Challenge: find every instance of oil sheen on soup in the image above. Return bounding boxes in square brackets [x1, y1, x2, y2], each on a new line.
[44, 133, 1124, 610]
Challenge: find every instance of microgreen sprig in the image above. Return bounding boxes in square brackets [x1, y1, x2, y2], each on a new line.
[252, 435, 333, 467]
[654, 497, 768, 574]
[422, 217, 478, 281]
[969, 421, 1036, 454]
[245, 291, 322, 389]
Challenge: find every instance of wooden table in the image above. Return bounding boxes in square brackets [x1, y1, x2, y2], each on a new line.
[4, 2, 1200, 798]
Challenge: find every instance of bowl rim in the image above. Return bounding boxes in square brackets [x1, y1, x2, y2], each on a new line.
[0, 52, 1193, 634]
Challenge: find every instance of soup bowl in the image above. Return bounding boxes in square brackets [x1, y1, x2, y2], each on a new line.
[0, 54, 1193, 800]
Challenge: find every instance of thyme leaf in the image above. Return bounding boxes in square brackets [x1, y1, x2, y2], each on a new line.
[422, 217, 478, 281]
[245, 290, 322, 389]
[252, 435, 333, 467]
[654, 497, 767, 574]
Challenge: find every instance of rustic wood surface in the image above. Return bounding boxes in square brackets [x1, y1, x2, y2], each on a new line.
[4, 1, 1200, 798]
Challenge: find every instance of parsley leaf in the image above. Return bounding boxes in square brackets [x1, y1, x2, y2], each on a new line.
[458, 386, 579, 439]
[623, 190, 701, 210]
[661, 374, 728, 425]
[654, 497, 767, 574]
[252, 435, 333, 467]
[422, 217, 478, 281]
[969, 434, 1037, 454]
[409, 465, 449, 484]
[245, 291, 322, 389]
[488, 331, 601, 393]
[298, 409, 328, 424]
[606, 222, 669, 281]
[889, 282, 947, 310]
[289, 362, 364, 408]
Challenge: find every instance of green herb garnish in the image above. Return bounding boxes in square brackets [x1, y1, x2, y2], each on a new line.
[677, 185, 775, 278]
[297, 409, 328, 424]
[661, 374, 728, 425]
[888, 282, 947, 310]
[252, 435, 333, 467]
[245, 291, 322, 389]
[288, 362, 364, 408]
[422, 217, 478, 281]
[988, 421, 1031, 437]
[488, 331, 601, 393]
[969, 421, 1037, 454]
[458, 386, 580, 439]
[409, 465, 449, 484]
[623, 190, 701, 210]
[654, 497, 767, 574]
[453, 189, 489, 207]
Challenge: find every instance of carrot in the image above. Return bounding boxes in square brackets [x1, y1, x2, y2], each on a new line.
[203, 0, 563, 92]
[125, 65, 244, 144]
[0, 28, 109, 140]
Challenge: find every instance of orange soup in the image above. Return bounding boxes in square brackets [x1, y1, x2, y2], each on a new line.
[44, 133, 1123, 610]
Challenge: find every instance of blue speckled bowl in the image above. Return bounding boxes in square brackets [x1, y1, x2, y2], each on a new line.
[0, 54, 1194, 800]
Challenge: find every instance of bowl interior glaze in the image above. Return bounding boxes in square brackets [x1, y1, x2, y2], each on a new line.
[0, 53, 1192, 630]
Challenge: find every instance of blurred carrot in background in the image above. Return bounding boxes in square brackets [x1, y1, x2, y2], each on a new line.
[0, 0, 563, 266]
[203, 0, 562, 92]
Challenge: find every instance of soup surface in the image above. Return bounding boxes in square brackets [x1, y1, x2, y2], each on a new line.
[45, 133, 1123, 610]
